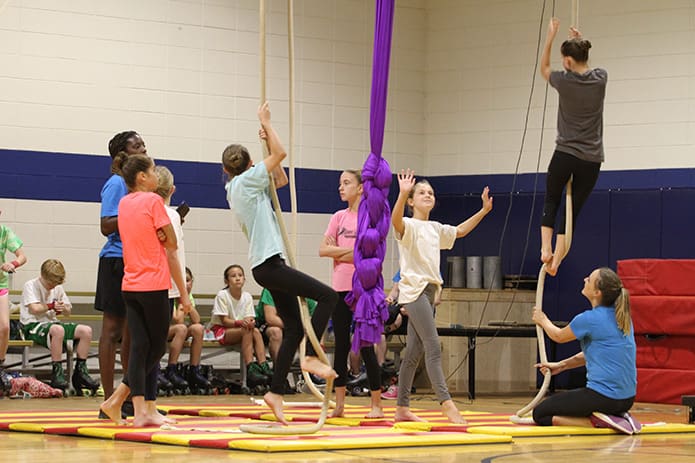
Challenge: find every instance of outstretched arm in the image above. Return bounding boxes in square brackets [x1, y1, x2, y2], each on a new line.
[391, 169, 416, 237]
[541, 17, 560, 81]
[258, 102, 289, 189]
[455, 186, 492, 238]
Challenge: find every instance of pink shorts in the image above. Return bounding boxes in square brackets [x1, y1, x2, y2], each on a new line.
[211, 325, 227, 344]
[0, 288, 8, 297]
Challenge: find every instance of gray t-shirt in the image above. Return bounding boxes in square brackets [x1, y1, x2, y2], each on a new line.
[549, 68, 607, 163]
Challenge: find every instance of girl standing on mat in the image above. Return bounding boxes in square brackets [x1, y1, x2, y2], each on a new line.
[222, 102, 337, 425]
[540, 18, 606, 276]
[392, 169, 492, 424]
[531, 267, 640, 435]
[320, 169, 383, 418]
[100, 154, 191, 426]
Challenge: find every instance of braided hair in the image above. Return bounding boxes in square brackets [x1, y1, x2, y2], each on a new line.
[108, 131, 139, 158]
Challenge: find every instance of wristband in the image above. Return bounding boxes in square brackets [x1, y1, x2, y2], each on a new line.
[47, 301, 55, 310]
[233, 320, 244, 328]
[11, 260, 20, 268]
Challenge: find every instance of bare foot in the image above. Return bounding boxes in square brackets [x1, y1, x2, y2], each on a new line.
[133, 412, 168, 427]
[99, 401, 125, 425]
[330, 404, 344, 418]
[394, 406, 424, 422]
[161, 414, 177, 425]
[441, 399, 466, 424]
[365, 406, 384, 419]
[264, 391, 288, 425]
[540, 248, 553, 265]
[301, 356, 337, 380]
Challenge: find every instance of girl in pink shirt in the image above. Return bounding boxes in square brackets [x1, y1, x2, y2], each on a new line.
[100, 155, 191, 427]
[320, 170, 383, 418]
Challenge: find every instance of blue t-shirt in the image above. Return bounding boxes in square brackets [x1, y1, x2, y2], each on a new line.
[570, 305, 636, 400]
[226, 163, 285, 269]
[99, 174, 128, 258]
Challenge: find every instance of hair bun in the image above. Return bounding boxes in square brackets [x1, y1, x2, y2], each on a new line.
[582, 39, 592, 50]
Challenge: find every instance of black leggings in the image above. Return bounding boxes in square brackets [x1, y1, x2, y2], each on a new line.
[542, 150, 601, 231]
[122, 290, 170, 400]
[332, 291, 381, 391]
[533, 387, 634, 426]
[252, 254, 337, 395]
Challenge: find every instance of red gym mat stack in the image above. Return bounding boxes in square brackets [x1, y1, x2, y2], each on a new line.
[618, 259, 695, 404]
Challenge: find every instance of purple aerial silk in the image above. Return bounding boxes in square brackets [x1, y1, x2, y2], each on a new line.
[345, 0, 394, 352]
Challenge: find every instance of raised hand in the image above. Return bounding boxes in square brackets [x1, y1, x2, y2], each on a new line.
[547, 17, 560, 39]
[480, 186, 493, 213]
[568, 26, 581, 39]
[257, 101, 271, 125]
[397, 168, 416, 195]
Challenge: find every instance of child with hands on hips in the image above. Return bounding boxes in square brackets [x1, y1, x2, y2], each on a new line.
[391, 169, 492, 423]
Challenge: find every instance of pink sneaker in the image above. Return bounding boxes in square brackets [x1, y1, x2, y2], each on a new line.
[590, 412, 634, 435]
[381, 384, 398, 400]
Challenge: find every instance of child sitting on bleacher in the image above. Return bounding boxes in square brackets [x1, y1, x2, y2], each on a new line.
[20, 259, 100, 394]
[210, 264, 272, 389]
[165, 267, 210, 392]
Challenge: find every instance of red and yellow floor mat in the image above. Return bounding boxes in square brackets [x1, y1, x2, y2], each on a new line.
[1, 404, 693, 452]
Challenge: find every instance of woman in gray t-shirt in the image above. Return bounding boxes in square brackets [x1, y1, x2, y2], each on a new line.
[540, 18, 606, 276]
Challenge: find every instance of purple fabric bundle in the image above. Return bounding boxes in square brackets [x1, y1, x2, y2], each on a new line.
[346, 0, 394, 352]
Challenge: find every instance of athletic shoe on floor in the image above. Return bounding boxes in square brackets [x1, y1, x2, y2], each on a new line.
[381, 384, 398, 400]
[622, 412, 642, 434]
[590, 412, 634, 435]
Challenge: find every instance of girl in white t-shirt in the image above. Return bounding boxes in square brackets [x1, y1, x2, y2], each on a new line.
[210, 264, 272, 383]
[392, 169, 492, 423]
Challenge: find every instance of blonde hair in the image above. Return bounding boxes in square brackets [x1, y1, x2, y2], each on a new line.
[154, 165, 174, 201]
[596, 267, 632, 336]
[41, 259, 65, 286]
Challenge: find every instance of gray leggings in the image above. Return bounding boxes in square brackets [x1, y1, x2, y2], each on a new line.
[397, 284, 451, 407]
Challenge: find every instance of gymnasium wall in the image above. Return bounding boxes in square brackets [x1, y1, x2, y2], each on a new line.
[1, 0, 694, 329]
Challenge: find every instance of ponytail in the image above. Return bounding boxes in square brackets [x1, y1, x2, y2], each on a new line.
[111, 151, 128, 176]
[596, 267, 632, 336]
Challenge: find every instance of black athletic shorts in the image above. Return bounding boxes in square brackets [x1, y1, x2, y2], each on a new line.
[94, 256, 126, 318]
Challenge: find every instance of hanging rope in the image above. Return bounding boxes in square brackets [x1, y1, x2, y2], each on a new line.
[345, 0, 395, 353]
[239, 0, 333, 435]
[514, 0, 579, 420]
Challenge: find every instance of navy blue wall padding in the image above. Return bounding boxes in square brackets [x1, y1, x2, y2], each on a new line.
[2, 148, 695, 388]
[609, 190, 662, 263]
[661, 189, 695, 257]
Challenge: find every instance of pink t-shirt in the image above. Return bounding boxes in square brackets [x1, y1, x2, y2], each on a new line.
[324, 208, 357, 292]
[118, 191, 172, 292]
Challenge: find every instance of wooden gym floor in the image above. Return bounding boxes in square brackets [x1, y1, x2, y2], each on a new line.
[1, 392, 694, 462]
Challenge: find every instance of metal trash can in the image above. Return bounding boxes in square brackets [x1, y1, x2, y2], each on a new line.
[466, 256, 483, 289]
[483, 255, 502, 289]
[446, 256, 465, 288]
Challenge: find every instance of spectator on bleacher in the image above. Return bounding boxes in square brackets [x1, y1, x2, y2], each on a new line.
[0, 216, 27, 393]
[319, 169, 383, 418]
[531, 267, 640, 434]
[20, 259, 99, 393]
[166, 267, 208, 390]
[255, 287, 317, 365]
[95, 131, 147, 410]
[99, 154, 190, 426]
[210, 265, 272, 388]
[153, 168, 209, 392]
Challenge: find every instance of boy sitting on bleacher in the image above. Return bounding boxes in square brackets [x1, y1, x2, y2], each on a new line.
[21, 259, 100, 394]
